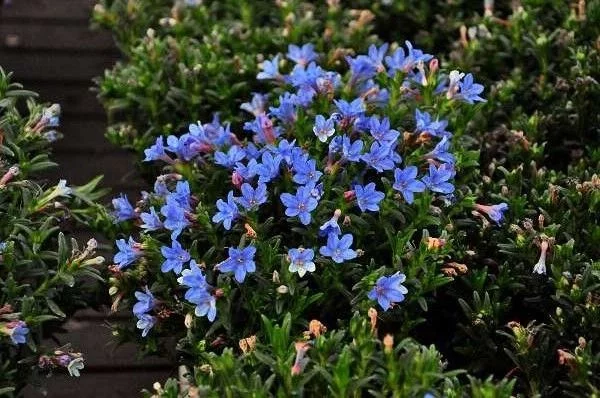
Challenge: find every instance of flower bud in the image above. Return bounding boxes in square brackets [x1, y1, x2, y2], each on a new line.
[276, 285, 289, 294]
[272, 270, 280, 283]
[368, 307, 378, 332]
[383, 334, 394, 354]
[185, 313, 194, 329]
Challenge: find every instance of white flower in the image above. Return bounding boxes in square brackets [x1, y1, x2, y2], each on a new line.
[55, 179, 72, 197]
[67, 358, 84, 377]
[532, 241, 549, 275]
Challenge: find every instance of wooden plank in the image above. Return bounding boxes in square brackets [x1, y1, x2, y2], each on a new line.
[48, 119, 110, 151]
[21, 81, 105, 116]
[23, 370, 173, 398]
[0, 0, 97, 22]
[0, 51, 117, 82]
[46, 317, 173, 368]
[0, 23, 115, 52]
[47, 151, 145, 189]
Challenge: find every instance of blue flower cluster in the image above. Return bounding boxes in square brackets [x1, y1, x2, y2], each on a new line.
[112, 41, 485, 335]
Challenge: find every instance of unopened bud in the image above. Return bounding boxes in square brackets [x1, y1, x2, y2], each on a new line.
[272, 270, 280, 283]
[383, 334, 394, 353]
[185, 313, 194, 329]
[276, 285, 289, 294]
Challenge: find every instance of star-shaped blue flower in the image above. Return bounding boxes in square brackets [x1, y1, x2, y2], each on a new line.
[367, 272, 408, 311]
[113, 237, 141, 269]
[161, 239, 191, 274]
[280, 185, 319, 225]
[219, 246, 257, 283]
[354, 183, 385, 212]
[422, 164, 455, 194]
[393, 166, 426, 204]
[237, 182, 268, 211]
[319, 233, 357, 263]
[111, 194, 136, 222]
[133, 287, 155, 317]
[212, 191, 239, 230]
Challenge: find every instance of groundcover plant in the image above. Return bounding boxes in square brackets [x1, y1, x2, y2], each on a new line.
[0, 70, 106, 395]
[105, 39, 524, 396]
[97, 0, 600, 396]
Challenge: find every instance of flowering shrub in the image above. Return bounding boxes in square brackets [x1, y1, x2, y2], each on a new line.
[93, 0, 379, 154]
[0, 70, 106, 395]
[97, 0, 600, 396]
[105, 40, 515, 395]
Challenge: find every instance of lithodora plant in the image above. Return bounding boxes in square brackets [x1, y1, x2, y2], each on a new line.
[144, 313, 515, 398]
[93, 0, 380, 155]
[0, 69, 106, 395]
[107, 41, 502, 392]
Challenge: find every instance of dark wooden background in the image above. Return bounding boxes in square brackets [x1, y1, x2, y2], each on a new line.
[0, 0, 173, 396]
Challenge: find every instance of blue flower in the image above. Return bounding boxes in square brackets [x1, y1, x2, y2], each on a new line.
[136, 314, 156, 337]
[113, 237, 141, 269]
[256, 152, 283, 183]
[354, 183, 385, 212]
[140, 207, 163, 231]
[111, 194, 136, 222]
[271, 138, 299, 166]
[237, 182, 268, 211]
[171, 181, 192, 210]
[212, 191, 239, 230]
[161, 197, 190, 240]
[166, 133, 201, 161]
[154, 180, 170, 197]
[422, 164, 455, 194]
[161, 240, 191, 274]
[287, 62, 324, 89]
[427, 136, 455, 164]
[367, 272, 408, 311]
[384, 41, 432, 74]
[334, 98, 366, 120]
[292, 157, 323, 186]
[361, 141, 397, 172]
[305, 181, 324, 201]
[269, 93, 297, 124]
[414, 109, 451, 138]
[367, 116, 400, 144]
[240, 92, 268, 116]
[340, 135, 364, 162]
[288, 248, 316, 278]
[178, 260, 209, 296]
[287, 43, 318, 66]
[144, 136, 167, 162]
[475, 203, 509, 224]
[8, 321, 28, 345]
[366, 43, 389, 71]
[178, 260, 216, 321]
[313, 114, 336, 143]
[257, 55, 280, 80]
[280, 185, 319, 225]
[189, 289, 217, 321]
[457, 73, 486, 104]
[346, 55, 377, 83]
[319, 210, 342, 237]
[393, 166, 426, 204]
[133, 288, 155, 317]
[234, 159, 259, 181]
[319, 233, 357, 263]
[215, 145, 246, 168]
[218, 246, 257, 283]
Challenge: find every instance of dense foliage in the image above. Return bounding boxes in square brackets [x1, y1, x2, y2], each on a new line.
[0, 70, 106, 395]
[93, 0, 600, 396]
